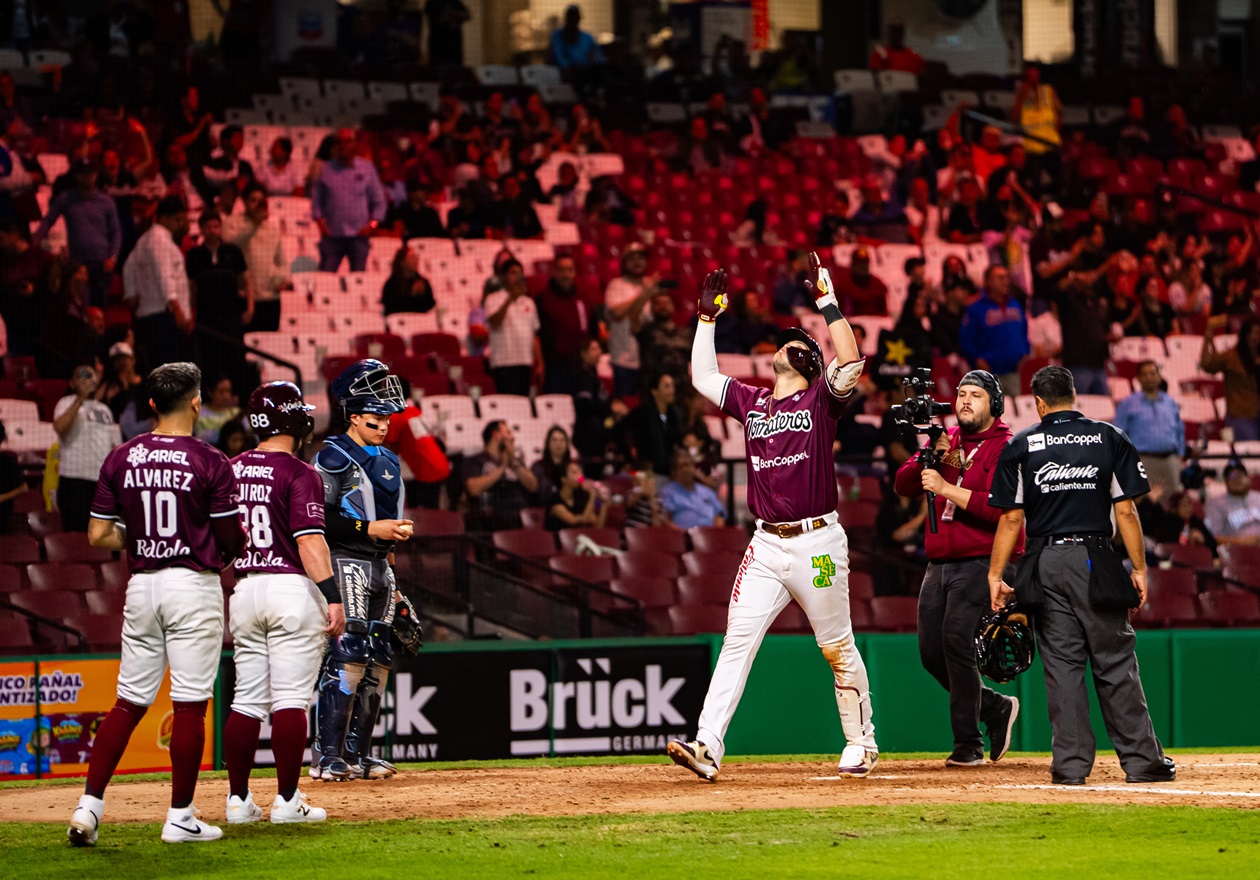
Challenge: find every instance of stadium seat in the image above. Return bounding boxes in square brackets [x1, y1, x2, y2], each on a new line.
[409, 509, 466, 536]
[677, 573, 734, 606]
[1218, 544, 1260, 573]
[64, 614, 124, 651]
[492, 528, 557, 559]
[558, 527, 621, 554]
[99, 560, 129, 591]
[688, 526, 751, 555]
[610, 576, 677, 609]
[478, 394, 534, 422]
[1154, 544, 1215, 573]
[850, 599, 874, 631]
[849, 570, 875, 601]
[667, 604, 729, 635]
[1134, 593, 1200, 628]
[84, 589, 127, 615]
[870, 596, 919, 632]
[25, 510, 62, 538]
[353, 333, 407, 361]
[614, 550, 681, 579]
[624, 526, 688, 555]
[9, 589, 84, 617]
[412, 333, 462, 361]
[1146, 567, 1199, 598]
[27, 562, 97, 592]
[0, 535, 41, 564]
[680, 551, 745, 585]
[44, 532, 114, 563]
[836, 502, 880, 530]
[1199, 590, 1260, 627]
[0, 623, 35, 654]
[534, 394, 577, 431]
[519, 507, 546, 530]
[549, 553, 616, 588]
[0, 564, 21, 592]
[768, 602, 810, 634]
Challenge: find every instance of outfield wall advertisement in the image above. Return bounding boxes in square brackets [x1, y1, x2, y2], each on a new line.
[0, 659, 214, 779]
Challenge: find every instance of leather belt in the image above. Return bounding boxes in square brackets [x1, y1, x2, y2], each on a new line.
[1050, 533, 1106, 546]
[761, 517, 829, 539]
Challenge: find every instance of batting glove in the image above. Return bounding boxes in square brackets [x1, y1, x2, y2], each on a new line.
[697, 268, 730, 323]
[804, 251, 838, 311]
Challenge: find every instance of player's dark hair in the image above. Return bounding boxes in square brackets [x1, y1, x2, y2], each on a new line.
[481, 419, 505, 447]
[1137, 359, 1159, 374]
[1031, 365, 1075, 408]
[148, 362, 203, 415]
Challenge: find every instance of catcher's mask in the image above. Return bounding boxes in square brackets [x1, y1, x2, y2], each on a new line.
[776, 327, 824, 382]
[975, 603, 1036, 683]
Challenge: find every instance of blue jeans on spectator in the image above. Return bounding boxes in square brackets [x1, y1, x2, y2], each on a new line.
[1226, 415, 1260, 442]
[1068, 366, 1108, 396]
[318, 236, 370, 272]
[613, 365, 640, 398]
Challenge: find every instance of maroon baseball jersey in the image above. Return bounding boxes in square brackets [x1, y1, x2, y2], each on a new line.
[231, 449, 326, 576]
[91, 433, 240, 573]
[720, 377, 848, 522]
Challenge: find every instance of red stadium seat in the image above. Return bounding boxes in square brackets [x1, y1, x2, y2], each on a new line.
[624, 526, 687, 555]
[549, 553, 616, 587]
[0, 563, 22, 593]
[1218, 544, 1260, 572]
[1154, 544, 1215, 574]
[677, 573, 734, 606]
[667, 604, 729, 635]
[84, 589, 128, 615]
[99, 560, 129, 591]
[411, 333, 461, 361]
[353, 333, 407, 361]
[850, 598, 874, 631]
[1145, 567, 1199, 598]
[9, 589, 84, 618]
[64, 614, 124, 652]
[44, 532, 113, 563]
[0, 535, 41, 564]
[320, 355, 359, 384]
[0, 624, 35, 654]
[849, 570, 875, 601]
[688, 526, 751, 555]
[519, 507, 546, 530]
[767, 602, 810, 634]
[25, 510, 62, 539]
[681, 551, 745, 585]
[1199, 590, 1260, 627]
[614, 550, 682, 580]
[610, 576, 677, 609]
[870, 596, 919, 633]
[492, 529, 556, 559]
[836, 502, 879, 530]
[1133, 593, 1199, 628]
[408, 509, 465, 536]
[558, 527, 621, 554]
[27, 562, 98, 592]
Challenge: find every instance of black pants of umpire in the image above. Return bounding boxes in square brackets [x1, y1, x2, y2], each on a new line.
[1036, 545, 1165, 779]
[918, 558, 1010, 753]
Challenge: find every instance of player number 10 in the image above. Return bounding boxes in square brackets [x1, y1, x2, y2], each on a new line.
[239, 503, 274, 549]
[139, 489, 178, 537]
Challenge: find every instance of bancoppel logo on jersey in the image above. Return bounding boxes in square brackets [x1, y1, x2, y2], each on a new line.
[1034, 462, 1100, 494]
[746, 409, 813, 440]
[750, 451, 810, 472]
[1029, 432, 1103, 451]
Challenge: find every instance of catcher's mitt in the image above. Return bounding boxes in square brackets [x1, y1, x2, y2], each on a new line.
[392, 593, 423, 655]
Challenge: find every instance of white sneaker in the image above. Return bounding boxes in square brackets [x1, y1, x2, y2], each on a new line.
[667, 740, 719, 781]
[161, 806, 224, 843]
[271, 790, 327, 824]
[67, 794, 104, 847]
[225, 792, 263, 824]
[838, 745, 879, 778]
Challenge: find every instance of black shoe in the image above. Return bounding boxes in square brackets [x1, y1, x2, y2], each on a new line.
[1051, 773, 1087, 786]
[945, 749, 986, 767]
[986, 696, 1020, 762]
[1125, 757, 1176, 784]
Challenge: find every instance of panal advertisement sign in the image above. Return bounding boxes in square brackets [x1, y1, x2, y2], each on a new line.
[0, 659, 213, 778]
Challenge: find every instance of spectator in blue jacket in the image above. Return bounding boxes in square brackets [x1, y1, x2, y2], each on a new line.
[959, 265, 1029, 397]
[550, 5, 605, 74]
[1113, 360, 1185, 496]
[310, 129, 386, 272]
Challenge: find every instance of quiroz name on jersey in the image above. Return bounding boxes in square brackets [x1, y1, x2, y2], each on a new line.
[746, 408, 813, 440]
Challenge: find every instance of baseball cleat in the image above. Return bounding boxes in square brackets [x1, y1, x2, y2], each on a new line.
[226, 792, 263, 824]
[1125, 757, 1176, 784]
[667, 740, 719, 782]
[987, 696, 1020, 763]
[838, 745, 879, 778]
[357, 756, 397, 779]
[317, 756, 353, 782]
[67, 794, 104, 847]
[945, 749, 986, 768]
[161, 806, 223, 843]
[271, 790, 327, 824]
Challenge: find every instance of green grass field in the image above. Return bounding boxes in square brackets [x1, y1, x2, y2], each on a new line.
[2, 754, 1257, 879]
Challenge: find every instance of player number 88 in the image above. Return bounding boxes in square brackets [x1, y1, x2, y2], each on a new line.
[238, 503, 274, 548]
[248, 413, 270, 429]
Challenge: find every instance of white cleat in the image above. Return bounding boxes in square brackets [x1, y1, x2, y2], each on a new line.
[67, 794, 104, 847]
[161, 806, 224, 843]
[271, 790, 328, 824]
[838, 745, 879, 778]
[226, 792, 263, 824]
[667, 740, 719, 782]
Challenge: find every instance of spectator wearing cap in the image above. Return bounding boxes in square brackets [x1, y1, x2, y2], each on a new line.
[959, 265, 1028, 397]
[483, 258, 542, 396]
[1205, 461, 1260, 547]
[122, 195, 192, 369]
[310, 128, 386, 272]
[32, 159, 121, 309]
[536, 255, 588, 395]
[832, 246, 890, 316]
[1201, 315, 1260, 442]
[1113, 361, 1185, 496]
[255, 137, 302, 196]
[604, 243, 659, 396]
[230, 182, 288, 332]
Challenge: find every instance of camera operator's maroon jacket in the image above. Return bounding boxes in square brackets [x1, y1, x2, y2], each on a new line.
[893, 419, 1024, 561]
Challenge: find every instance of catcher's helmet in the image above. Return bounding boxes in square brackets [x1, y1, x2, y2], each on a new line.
[246, 381, 315, 442]
[975, 604, 1036, 683]
[330, 358, 406, 416]
[776, 327, 824, 382]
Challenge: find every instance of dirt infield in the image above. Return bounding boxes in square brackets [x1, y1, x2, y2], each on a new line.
[3, 754, 1258, 822]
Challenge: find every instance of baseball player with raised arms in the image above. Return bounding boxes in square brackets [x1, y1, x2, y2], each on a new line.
[68, 362, 244, 846]
[222, 381, 346, 825]
[310, 359, 421, 781]
[669, 257, 879, 781]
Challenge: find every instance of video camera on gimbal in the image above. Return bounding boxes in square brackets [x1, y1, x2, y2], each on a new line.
[890, 367, 953, 534]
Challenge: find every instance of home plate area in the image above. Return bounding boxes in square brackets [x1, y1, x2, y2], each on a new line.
[3, 754, 1258, 822]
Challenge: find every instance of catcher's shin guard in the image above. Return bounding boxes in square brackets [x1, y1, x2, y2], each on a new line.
[344, 621, 394, 776]
[315, 631, 369, 773]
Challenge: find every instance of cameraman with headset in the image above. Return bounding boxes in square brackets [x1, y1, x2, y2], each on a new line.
[894, 370, 1022, 767]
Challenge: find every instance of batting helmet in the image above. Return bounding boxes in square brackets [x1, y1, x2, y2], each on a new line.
[958, 369, 1005, 417]
[975, 604, 1036, 683]
[776, 327, 824, 382]
[246, 381, 315, 443]
[330, 358, 406, 416]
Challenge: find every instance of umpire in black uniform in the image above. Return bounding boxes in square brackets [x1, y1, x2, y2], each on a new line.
[987, 366, 1175, 786]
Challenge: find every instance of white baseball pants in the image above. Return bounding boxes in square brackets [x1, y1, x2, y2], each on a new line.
[117, 569, 224, 705]
[229, 573, 329, 720]
[695, 520, 876, 765]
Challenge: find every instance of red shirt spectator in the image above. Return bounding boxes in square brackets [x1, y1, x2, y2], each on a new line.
[869, 22, 925, 75]
[834, 247, 889, 316]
